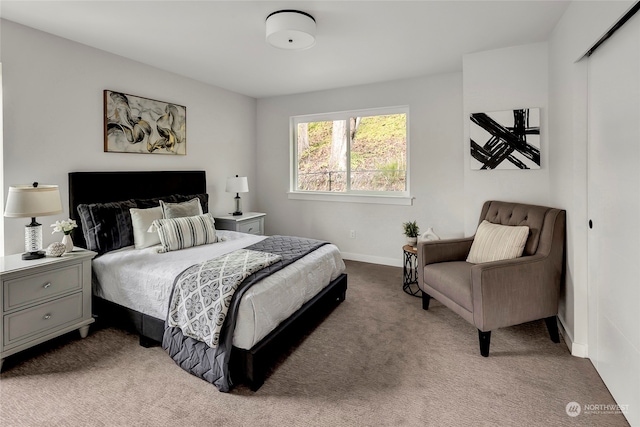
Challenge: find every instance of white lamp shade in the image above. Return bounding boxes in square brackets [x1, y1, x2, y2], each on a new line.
[4, 184, 63, 218]
[266, 10, 316, 50]
[225, 176, 249, 194]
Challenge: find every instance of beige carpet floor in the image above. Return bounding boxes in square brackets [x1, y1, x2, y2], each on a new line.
[0, 260, 629, 426]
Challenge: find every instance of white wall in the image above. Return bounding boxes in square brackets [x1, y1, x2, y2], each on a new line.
[256, 73, 464, 266]
[0, 20, 257, 255]
[0, 62, 4, 256]
[547, 0, 635, 357]
[462, 43, 550, 235]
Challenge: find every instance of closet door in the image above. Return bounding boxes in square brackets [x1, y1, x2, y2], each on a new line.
[588, 10, 640, 426]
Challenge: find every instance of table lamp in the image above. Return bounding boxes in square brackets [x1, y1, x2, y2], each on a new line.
[225, 175, 249, 216]
[4, 182, 63, 260]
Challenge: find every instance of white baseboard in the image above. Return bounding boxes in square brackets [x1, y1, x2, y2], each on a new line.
[558, 315, 588, 358]
[571, 342, 588, 358]
[341, 252, 402, 268]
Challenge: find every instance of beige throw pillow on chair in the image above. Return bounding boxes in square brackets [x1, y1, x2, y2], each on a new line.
[466, 220, 530, 263]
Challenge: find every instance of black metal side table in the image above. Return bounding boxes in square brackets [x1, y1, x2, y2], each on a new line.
[402, 244, 421, 296]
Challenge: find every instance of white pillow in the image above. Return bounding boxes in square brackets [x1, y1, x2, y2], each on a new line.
[160, 198, 203, 219]
[152, 213, 219, 253]
[130, 206, 163, 249]
[466, 220, 529, 263]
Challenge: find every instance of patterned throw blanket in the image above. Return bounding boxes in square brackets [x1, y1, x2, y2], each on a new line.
[167, 249, 282, 348]
[162, 235, 329, 392]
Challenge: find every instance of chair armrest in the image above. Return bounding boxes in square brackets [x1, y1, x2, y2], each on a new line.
[471, 254, 561, 331]
[417, 237, 474, 266]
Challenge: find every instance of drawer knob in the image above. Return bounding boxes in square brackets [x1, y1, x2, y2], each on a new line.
[43, 283, 52, 289]
[43, 314, 52, 320]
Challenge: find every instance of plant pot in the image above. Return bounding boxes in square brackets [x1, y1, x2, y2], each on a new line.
[406, 236, 417, 246]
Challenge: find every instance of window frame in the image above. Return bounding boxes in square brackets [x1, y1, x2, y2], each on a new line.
[289, 106, 412, 205]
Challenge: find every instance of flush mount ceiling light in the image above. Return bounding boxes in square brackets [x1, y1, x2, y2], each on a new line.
[266, 10, 316, 50]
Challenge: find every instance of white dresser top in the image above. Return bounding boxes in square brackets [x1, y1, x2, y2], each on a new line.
[0, 249, 96, 275]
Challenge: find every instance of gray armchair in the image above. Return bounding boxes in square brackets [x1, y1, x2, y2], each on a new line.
[417, 201, 566, 356]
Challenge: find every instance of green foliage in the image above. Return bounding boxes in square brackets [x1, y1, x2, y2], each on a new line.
[377, 158, 405, 181]
[350, 152, 365, 169]
[402, 220, 420, 237]
[355, 114, 406, 142]
[307, 121, 333, 147]
[297, 114, 407, 191]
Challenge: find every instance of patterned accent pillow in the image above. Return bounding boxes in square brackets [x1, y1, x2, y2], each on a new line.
[152, 213, 219, 253]
[160, 197, 203, 219]
[466, 220, 529, 263]
[76, 199, 137, 254]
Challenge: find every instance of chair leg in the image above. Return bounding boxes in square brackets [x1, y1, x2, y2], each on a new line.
[478, 330, 491, 357]
[544, 316, 560, 343]
[421, 292, 431, 310]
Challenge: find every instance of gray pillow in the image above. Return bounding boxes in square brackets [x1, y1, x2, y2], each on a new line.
[172, 193, 209, 213]
[160, 197, 203, 219]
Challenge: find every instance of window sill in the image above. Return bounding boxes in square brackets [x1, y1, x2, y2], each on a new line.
[287, 192, 414, 206]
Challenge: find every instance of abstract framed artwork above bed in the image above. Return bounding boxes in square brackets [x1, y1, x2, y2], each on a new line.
[68, 171, 347, 392]
[104, 90, 186, 155]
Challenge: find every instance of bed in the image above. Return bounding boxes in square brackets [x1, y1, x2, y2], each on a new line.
[68, 171, 347, 391]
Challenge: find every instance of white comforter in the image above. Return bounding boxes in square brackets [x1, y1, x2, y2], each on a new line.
[91, 230, 345, 349]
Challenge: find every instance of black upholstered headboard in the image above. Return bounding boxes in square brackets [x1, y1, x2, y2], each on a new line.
[68, 171, 206, 249]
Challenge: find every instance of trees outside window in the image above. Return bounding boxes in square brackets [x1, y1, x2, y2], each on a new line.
[293, 107, 408, 195]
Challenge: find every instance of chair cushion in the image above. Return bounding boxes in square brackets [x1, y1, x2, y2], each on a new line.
[424, 261, 473, 311]
[466, 220, 529, 263]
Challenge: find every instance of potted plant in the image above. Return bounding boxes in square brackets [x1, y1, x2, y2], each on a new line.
[402, 220, 420, 246]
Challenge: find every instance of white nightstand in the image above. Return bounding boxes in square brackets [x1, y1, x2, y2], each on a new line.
[214, 212, 266, 235]
[0, 248, 96, 370]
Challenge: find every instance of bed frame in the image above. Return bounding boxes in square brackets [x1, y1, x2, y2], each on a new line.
[68, 171, 347, 391]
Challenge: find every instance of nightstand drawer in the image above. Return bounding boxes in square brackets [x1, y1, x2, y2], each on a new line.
[238, 219, 262, 235]
[214, 212, 265, 235]
[4, 293, 83, 347]
[3, 264, 82, 311]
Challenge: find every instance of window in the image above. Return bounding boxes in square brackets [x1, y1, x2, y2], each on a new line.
[291, 106, 409, 201]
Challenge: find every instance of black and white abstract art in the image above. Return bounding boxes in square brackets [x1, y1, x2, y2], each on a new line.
[469, 108, 540, 170]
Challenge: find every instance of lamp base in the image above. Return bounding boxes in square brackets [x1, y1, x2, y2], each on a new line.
[22, 251, 45, 260]
[232, 194, 243, 216]
[23, 221, 44, 260]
